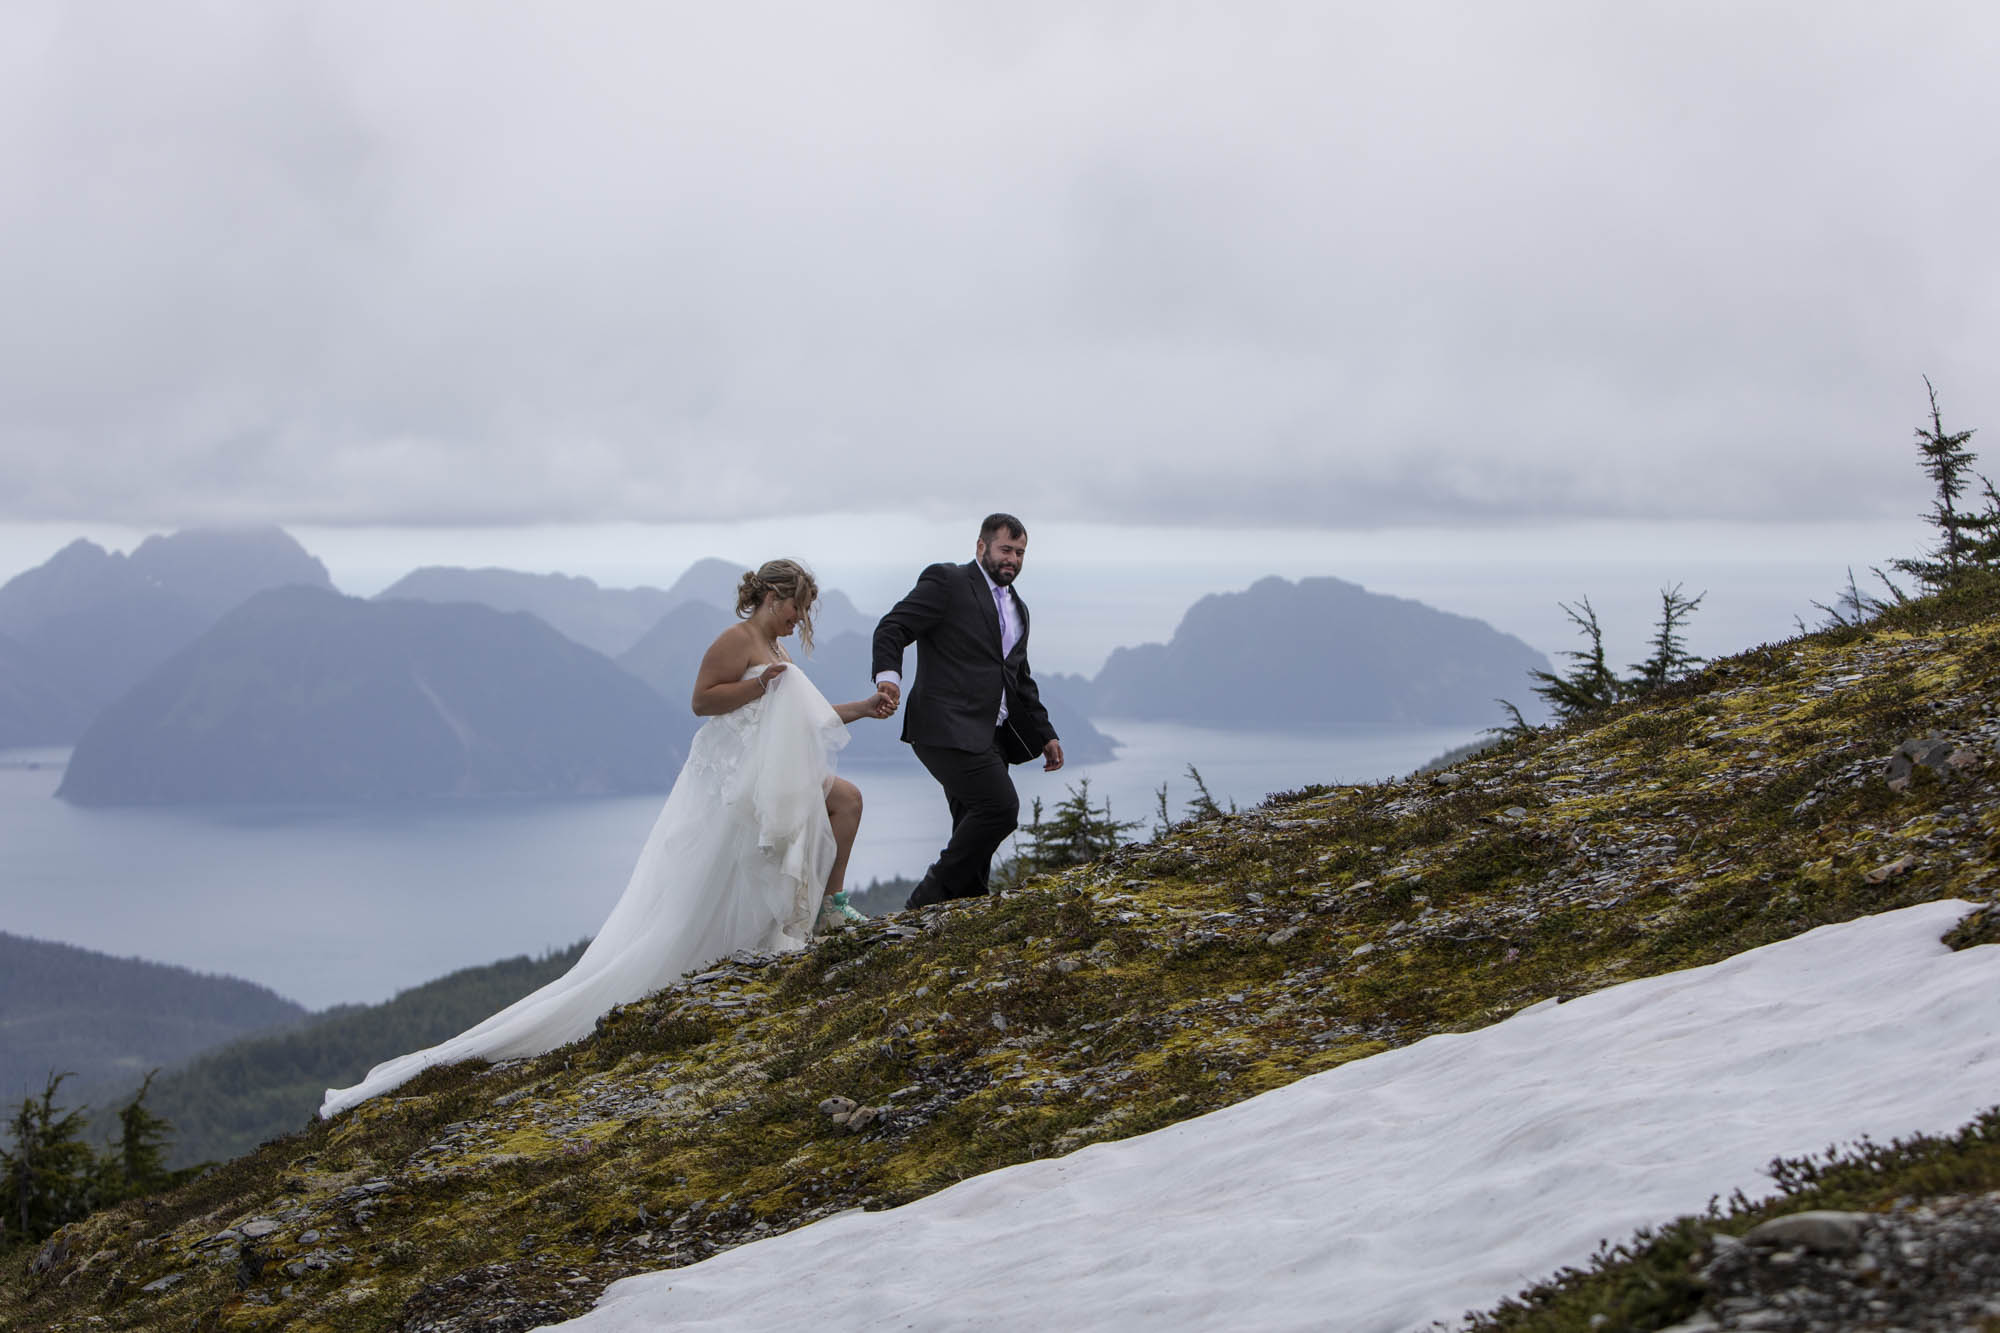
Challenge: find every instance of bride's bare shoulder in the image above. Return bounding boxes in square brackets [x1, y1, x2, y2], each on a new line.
[702, 621, 756, 661]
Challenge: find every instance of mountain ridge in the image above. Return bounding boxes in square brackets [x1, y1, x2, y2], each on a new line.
[0, 528, 333, 742]
[56, 587, 686, 804]
[375, 559, 874, 659]
[1090, 573, 1553, 727]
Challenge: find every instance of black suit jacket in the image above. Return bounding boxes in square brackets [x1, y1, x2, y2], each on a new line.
[872, 561, 1058, 763]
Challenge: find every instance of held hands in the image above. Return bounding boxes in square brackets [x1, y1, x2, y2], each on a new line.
[1043, 738, 1064, 772]
[875, 678, 901, 706]
[834, 688, 898, 725]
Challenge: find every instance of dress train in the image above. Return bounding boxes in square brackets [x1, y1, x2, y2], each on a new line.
[320, 666, 847, 1118]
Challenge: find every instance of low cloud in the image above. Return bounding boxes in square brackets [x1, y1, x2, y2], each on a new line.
[1, 2, 1991, 528]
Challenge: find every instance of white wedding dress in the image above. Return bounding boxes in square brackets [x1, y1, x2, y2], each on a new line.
[320, 665, 848, 1119]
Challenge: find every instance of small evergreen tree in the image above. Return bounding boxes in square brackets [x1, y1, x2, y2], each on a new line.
[1499, 586, 1704, 732]
[108, 1072, 173, 1197]
[1812, 566, 1878, 628]
[1627, 584, 1706, 694]
[1891, 377, 1994, 591]
[1179, 764, 1232, 821]
[992, 780, 1140, 889]
[1527, 597, 1621, 722]
[1150, 765, 1236, 833]
[1967, 475, 2000, 569]
[1, 1074, 98, 1249]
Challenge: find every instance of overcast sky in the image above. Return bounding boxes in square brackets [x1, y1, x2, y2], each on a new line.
[3, 1, 1995, 535]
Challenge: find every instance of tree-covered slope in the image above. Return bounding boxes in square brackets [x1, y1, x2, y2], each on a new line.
[9, 579, 2000, 1330]
[0, 935, 307, 1109]
[130, 942, 589, 1170]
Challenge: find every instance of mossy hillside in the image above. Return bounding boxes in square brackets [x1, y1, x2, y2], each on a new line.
[10, 584, 2000, 1333]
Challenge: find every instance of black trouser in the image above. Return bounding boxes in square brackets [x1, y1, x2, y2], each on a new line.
[906, 740, 1020, 908]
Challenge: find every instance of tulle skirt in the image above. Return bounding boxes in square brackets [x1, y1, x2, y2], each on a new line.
[320, 665, 847, 1118]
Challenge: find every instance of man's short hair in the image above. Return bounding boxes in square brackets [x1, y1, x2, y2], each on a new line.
[979, 512, 1027, 542]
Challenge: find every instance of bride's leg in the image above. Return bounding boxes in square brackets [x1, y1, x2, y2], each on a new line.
[824, 777, 863, 899]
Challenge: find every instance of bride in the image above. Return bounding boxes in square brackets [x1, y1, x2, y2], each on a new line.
[320, 559, 894, 1118]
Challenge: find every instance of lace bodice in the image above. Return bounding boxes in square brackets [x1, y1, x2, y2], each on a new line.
[681, 667, 776, 787]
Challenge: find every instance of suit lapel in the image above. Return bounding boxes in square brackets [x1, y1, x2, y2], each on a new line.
[966, 561, 1004, 659]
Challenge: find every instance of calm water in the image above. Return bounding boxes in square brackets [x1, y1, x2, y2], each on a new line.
[0, 720, 1474, 1010]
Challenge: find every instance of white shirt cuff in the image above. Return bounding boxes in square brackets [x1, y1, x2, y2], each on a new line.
[875, 670, 902, 690]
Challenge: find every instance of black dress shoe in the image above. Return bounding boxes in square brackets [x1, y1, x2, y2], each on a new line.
[904, 877, 946, 911]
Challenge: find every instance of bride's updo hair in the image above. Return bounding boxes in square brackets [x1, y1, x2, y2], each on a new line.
[736, 558, 821, 653]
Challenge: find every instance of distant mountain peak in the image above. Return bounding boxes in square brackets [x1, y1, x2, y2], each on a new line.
[57, 588, 687, 805]
[1093, 573, 1551, 728]
[49, 536, 113, 564]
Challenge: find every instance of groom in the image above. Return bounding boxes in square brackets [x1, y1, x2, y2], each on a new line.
[873, 513, 1064, 909]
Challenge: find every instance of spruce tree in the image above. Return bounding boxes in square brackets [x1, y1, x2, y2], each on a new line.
[0, 1074, 97, 1249]
[1627, 584, 1705, 694]
[1891, 377, 1991, 591]
[109, 1072, 173, 1197]
[1179, 765, 1232, 821]
[993, 780, 1139, 888]
[1527, 597, 1621, 722]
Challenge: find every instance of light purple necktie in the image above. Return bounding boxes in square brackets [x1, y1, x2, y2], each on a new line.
[994, 585, 1018, 657]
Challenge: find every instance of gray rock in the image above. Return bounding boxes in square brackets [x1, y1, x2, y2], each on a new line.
[1504, 806, 1528, 819]
[1887, 735, 1958, 791]
[1267, 925, 1302, 946]
[1432, 771, 1464, 787]
[1744, 1209, 1874, 1254]
[1863, 853, 1917, 884]
[237, 1217, 282, 1239]
[141, 1272, 185, 1294]
[816, 1096, 858, 1121]
[1657, 1313, 1720, 1333]
[29, 1236, 69, 1276]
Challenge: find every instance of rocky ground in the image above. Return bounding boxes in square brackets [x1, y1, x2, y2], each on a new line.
[9, 583, 2000, 1332]
[1678, 1195, 2000, 1332]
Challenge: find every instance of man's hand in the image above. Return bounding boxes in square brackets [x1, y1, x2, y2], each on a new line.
[875, 678, 901, 706]
[1042, 738, 1064, 771]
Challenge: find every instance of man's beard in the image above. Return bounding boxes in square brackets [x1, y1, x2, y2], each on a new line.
[979, 555, 1018, 585]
